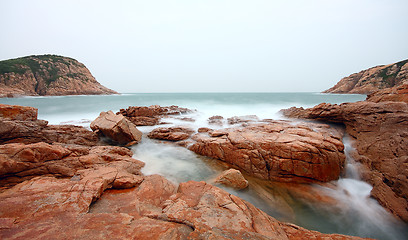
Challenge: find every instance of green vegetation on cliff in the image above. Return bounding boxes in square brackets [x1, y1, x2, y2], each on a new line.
[0, 55, 84, 85]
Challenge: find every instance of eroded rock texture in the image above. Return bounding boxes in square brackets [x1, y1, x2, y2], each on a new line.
[282, 101, 408, 222]
[189, 121, 345, 183]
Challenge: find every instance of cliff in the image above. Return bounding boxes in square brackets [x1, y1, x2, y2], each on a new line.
[324, 59, 408, 94]
[0, 55, 118, 97]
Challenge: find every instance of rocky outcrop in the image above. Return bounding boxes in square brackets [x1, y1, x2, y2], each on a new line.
[118, 105, 193, 126]
[0, 103, 369, 239]
[213, 168, 249, 189]
[0, 54, 117, 97]
[0, 104, 37, 120]
[0, 175, 367, 239]
[367, 84, 408, 103]
[0, 105, 100, 146]
[282, 101, 408, 222]
[0, 142, 144, 190]
[91, 111, 142, 146]
[324, 59, 408, 94]
[148, 126, 194, 141]
[189, 121, 345, 183]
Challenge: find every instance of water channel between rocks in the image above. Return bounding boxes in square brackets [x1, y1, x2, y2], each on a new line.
[133, 120, 408, 240]
[2, 92, 406, 239]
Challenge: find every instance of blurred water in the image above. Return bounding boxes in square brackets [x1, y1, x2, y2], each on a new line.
[4, 93, 407, 239]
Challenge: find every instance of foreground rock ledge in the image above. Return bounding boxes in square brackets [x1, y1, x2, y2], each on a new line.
[189, 121, 345, 183]
[282, 100, 408, 222]
[0, 175, 367, 239]
[0, 103, 368, 239]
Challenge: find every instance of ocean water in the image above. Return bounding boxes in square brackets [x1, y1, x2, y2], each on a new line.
[2, 92, 407, 239]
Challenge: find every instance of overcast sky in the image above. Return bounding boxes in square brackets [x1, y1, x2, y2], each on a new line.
[1, 0, 407, 93]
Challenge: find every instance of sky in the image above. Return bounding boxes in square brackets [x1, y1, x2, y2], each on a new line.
[0, 0, 407, 93]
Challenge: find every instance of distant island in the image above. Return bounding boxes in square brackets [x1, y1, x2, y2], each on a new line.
[0, 54, 118, 98]
[324, 59, 408, 94]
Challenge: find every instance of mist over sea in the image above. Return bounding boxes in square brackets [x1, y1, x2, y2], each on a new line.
[0, 92, 365, 126]
[3, 92, 408, 239]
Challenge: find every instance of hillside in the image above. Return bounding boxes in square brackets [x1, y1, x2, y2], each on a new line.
[0, 55, 117, 97]
[324, 59, 408, 94]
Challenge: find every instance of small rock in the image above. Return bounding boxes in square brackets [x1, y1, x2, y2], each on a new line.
[214, 168, 249, 190]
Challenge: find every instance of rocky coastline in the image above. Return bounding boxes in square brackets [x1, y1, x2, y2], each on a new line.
[0, 55, 117, 98]
[0, 102, 375, 239]
[323, 59, 408, 94]
[1, 83, 407, 238]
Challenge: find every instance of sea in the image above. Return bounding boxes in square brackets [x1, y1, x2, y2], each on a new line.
[1, 92, 407, 240]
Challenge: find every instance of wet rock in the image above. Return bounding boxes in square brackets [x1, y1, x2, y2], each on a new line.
[282, 100, 408, 222]
[91, 111, 142, 145]
[227, 115, 259, 125]
[148, 126, 194, 141]
[198, 127, 212, 133]
[0, 176, 366, 239]
[118, 105, 193, 126]
[214, 168, 249, 189]
[190, 121, 345, 183]
[0, 104, 37, 121]
[208, 115, 224, 125]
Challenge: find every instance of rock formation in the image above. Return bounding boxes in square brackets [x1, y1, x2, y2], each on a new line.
[148, 126, 194, 141]
[0, 103, 369, 239]
[118, 105, 193, 126]
[0, 54, 117, 97]
[213, 168, 249, 190]
[324, 59, 408, 94]
[189, 121, 345, 183]
[0, 104, 100, 146]
[366, 84, 408, 103]
[282, 100, 408, 222]
[91, 111, 142, 146]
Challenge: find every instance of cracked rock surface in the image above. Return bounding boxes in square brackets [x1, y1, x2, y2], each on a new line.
[189, 121, 345, 183]
[282, 100, 408, 222]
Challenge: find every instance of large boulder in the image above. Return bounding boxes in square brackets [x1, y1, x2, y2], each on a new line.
[91, 111, 142, 145]
[282, 100, 408, 222]
[189, 121, 345, 183]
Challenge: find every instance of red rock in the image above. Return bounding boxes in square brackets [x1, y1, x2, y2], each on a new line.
[148, 126, 194, 141]
[367, 84, 408, 103]
[91, 111, 142, 145]
[282, 100, 408, 222]
[227, 115, 259, 125]
[0, 55, 117, 97]
[0, 104, 37, 121]
[190, 121, 345, 183]
[208, 115, 224, 125]
[198, 127, 212, 133]
[214, 168, 249, 189]
[0, 172, 367, 239]
[118, 105, 193, 126]
[0, 142, 145, 189]
[323, 59, 408, 94]
[0, 104, 100, 146]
